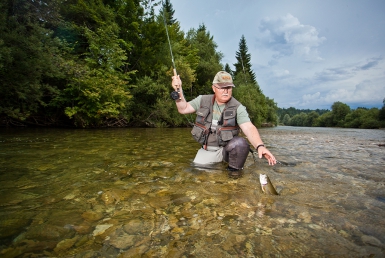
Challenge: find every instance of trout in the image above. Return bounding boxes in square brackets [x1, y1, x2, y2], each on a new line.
[259, 174, 279, 195]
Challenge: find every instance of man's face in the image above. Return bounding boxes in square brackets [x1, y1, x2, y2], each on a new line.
[212, 85, 233, 103]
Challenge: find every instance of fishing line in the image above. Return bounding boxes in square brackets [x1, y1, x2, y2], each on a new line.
[161, 0, 177, 77]
[161, 0, 194, 126]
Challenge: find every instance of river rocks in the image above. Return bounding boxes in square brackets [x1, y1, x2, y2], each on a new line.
[361, 235, 383, 247]
[0, 217, 31, 239]
[24, 224, 73, 242]
[81, 211, 104, 222]
[2, 127, 385, 257]
[54, 235, 80, 253]
[92, 224, 113, 236]
[73, 223, 92, 234]
[122, 219, 153, 235]
[100, 191, 117, 205]
[109, 233, 135, 249]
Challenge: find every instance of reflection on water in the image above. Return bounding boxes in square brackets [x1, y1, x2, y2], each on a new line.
[0, 127, 384, 257]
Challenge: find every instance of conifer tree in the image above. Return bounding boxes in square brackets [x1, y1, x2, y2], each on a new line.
[224, 63, 234, 77]
[161, 0, 176, 25]
[234, 35, 257, 85]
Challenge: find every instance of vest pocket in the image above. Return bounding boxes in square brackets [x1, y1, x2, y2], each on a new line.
[196, 107, 210, 126]
[219, 130, 233, 141]
[217, 128, 239, 146]
[191, 125, 207, 145]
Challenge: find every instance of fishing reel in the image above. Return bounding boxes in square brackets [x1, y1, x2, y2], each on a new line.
[170, 91, 180, 100]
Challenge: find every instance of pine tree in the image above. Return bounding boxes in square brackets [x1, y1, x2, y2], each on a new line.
[234, 35, 256, 85]
[161, 0, 176, 25]
[224, 63, 234, 77]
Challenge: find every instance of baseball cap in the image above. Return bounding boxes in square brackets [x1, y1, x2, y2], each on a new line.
[212, 71, 235, 88]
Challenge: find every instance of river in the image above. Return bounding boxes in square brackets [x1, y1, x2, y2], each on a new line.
[0, 126, 384, 257]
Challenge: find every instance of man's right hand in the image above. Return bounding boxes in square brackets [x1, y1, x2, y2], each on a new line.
[172, 75, 182, 92]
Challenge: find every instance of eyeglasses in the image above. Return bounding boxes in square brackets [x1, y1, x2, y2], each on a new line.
[214, 86, 233, 91]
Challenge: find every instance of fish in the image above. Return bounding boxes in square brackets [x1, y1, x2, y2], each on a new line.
[259, 174, 279, 195]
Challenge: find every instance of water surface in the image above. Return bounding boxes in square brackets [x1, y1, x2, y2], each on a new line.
[0, 127, 384, 257]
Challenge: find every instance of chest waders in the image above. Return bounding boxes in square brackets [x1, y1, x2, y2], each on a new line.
[190, 95, 241, 149]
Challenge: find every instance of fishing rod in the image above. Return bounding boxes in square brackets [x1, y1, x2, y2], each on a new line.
[161, 0, 194, 126]
[161, 0, 179, 94]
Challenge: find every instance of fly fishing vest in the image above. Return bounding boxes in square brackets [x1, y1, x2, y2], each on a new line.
[191, 95, 241, 148]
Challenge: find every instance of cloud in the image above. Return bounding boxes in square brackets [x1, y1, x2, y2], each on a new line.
[293, 79, 385, 109]
[262, 56, 385, 109]
[356, 56, 382, 71]
[258, 13, 326, 62]
[315, 67, 354, 82]
[302, 92, 321, 103]
[315, 56, 383, 83]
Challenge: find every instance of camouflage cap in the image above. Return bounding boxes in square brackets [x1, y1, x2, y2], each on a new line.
[212, 71, 235, 88]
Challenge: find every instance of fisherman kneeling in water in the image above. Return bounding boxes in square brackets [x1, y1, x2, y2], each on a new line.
[171, 71, 276, 177]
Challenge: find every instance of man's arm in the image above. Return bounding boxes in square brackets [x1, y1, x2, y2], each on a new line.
[172, 75, 196, 114]
[239, 121, 277, 165]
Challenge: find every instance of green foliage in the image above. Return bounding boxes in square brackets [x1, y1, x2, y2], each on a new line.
[0, 0, 66, 120]
[1, 0, 380, 129]
[289, 113, 307, 126]
[230, 35, 277, 126]
[186, 24, 222, 97]
[331, 101, 350, 127]
[283, 102, 383, 129]
[233, 73, 271, 127]
[305, 111, 320, 127]
[314, 111, 334, 127]
[278, 107, 328, 123]
[233, 35, 257, 85]
[379, 98, 385, 121]
[265, 97, 279, 126]
[224, 63, 233, 76]
[282, 114, 291, 125]
[161, 0, 176, 25]
[62, 68, 132, 127]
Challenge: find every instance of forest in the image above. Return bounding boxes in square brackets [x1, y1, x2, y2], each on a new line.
[278, 100, 385, 129]
[0, 0, 278, 128]
[1, 0, 384, 129]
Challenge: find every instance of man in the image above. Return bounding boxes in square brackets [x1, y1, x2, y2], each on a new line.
[171, 71, 276, 177]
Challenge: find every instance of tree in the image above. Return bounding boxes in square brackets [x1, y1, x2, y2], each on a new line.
[379, 98, 385, 122]
[224, 63, 233, 76]
[0, 0, 66, 122]
[186, 24, 222, 97]
[161, 0, 176, 25]
[265, 97, 278, 126]
[305, 111, 319, 127]
[360, 108, 381, 129]
[233, 35, 257, 85]
[331, 101, 350, 127]
[232, 72, 268, 126]
[289, 113, 307, 126]
[282, 114, 291, 125]
[314, 111, 333, 127]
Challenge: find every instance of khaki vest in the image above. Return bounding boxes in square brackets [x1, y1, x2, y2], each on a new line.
[191, 95, 240, 148]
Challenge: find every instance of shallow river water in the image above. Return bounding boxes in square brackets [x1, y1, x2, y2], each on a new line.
[0, 126, 384, 257]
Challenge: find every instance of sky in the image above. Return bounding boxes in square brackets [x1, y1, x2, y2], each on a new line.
[169, 0, 385, 110]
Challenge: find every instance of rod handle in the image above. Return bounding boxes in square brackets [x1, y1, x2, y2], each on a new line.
[173, 68, 181, 99]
